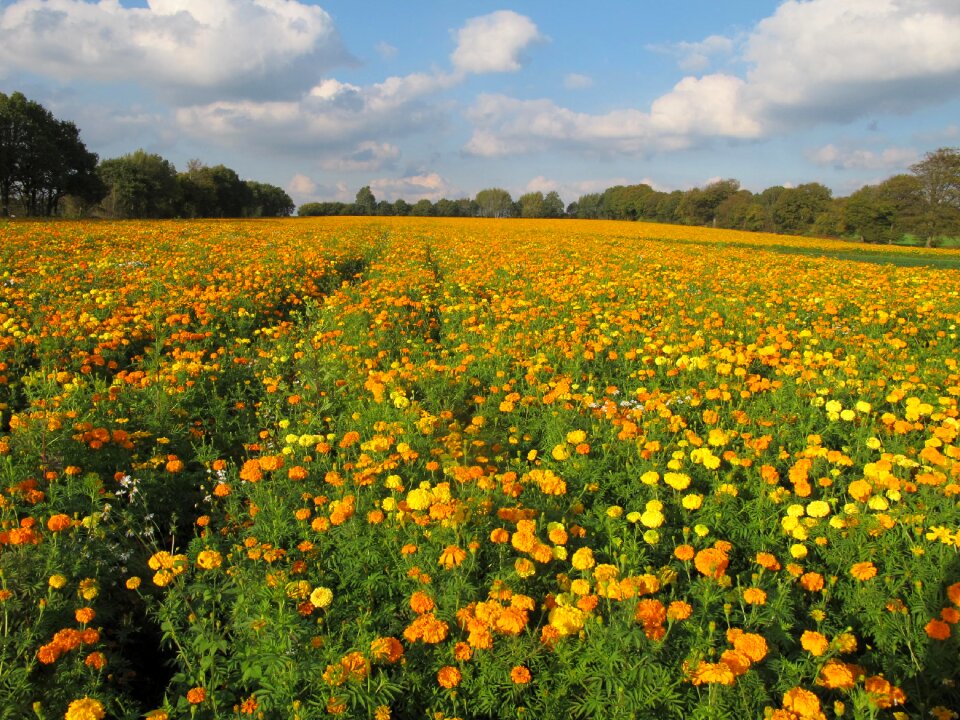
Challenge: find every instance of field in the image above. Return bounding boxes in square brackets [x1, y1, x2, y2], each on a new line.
[1, 217, 959, 720]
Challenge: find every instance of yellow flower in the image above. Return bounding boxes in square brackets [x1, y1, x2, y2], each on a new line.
[125, 576, 141, 590]
[438, 545, 467, 569]
[664, 472, 691, 490]
[640, 471, 660, 485]
[551, 444, 570, 461]
[310, 587, 333, 608]
[806, 501, 830, 518]
[566, 429, 587, 445]
[196, 550, 223, 570]
[790, 544, 808, 559]
[48, 574, 67, 590]
[681, 494, 703, 510]
[571, 547, 595, 570]
[64, 697, 105, 720]
[640, 509, 665, 528]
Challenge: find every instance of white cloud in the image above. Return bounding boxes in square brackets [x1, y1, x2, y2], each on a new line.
[563, 73, 593, 90]
[809, 144, 918, 170]
[369, 173, 454, 202]
[175, 70, 458, 152]
[463, 0, 960, 159]
[464, 75, 761, 158]
[648, 34, 735, 72]
[319, 141, 400, 171]
[287, 173, 317, 198]
[0, 0, 350, 102]
[743, 0, 960, 124]
[451, 10, 543, 74]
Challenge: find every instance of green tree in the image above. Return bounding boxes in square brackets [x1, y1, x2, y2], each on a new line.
[542, 191, 565, 218]
[355, 185, 377, 215]
[245, 181, 294, 217]
[0, 91, 102, 216]
[475, 188, 514, 218]
[771, 183, 833, 235]
[98, 150, 181, 218]
[517, 191, 545, 218]
[677, 179, 740, 226]
[910, 147, 960, 244]
[411, 198, 435, 216]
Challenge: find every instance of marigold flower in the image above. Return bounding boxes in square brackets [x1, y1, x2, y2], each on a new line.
[693, 547, 728, 579]
[437, 665, 461, 688]
[690, 661, 735, 686]
[850, 561, 877, 581]
[571, 547, 595, 570]
[186, 687, 206, 704]
[743, 587, 767, 605]
[47, 514, 73, 532]
[510, 665, 532, 684]
[925, 618, 951, 640]
[196, 550, 222, 570]
[409, 590, 434, 615]
[733, 632, 768, 662]
[756, 552, 781, 571]
[438, 544, 467, 569]
[799, 572, 824, 592]
[49, 574, 67, 590]
[310, 586, 333, 609]
[800, 630, 830, 656]
[782, 687, 825, 719]
[816, 661, 857, 690]
[64, 696, 106, 720]
[370, 636, 404, 664]
[75, 607, 95, 624]
[666, 601, 693, 621]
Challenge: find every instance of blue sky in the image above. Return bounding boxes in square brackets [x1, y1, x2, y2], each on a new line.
[2, 0, 959, 206]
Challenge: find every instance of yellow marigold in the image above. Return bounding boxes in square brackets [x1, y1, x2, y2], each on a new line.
[437, 665, 461, 688]
[548, 603, 586, 636]
[196, 550, 222, 570]
[64, 697, 106, 720]
[571, 547, 595, 570]
[310, 587, 333, 609]
[806, 500, 830, 518]
[49, 574, 67, 589]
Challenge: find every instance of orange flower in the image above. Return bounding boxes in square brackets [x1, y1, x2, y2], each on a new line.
[453, 641, 473, 661]
[690, 661, 735, 686]
[510, 665, 532, 684]
[674, 544, 695, 561]
[743, 587, 767, 605]
[186, 687, 206, 704]
[850, 561, 877, 581]
[409, 590, 434, 615]
[239, 459, 262, 483]
[755, 552, 781, 571]
[732, 632, 768, 662]
[666, 601, 693, 621]
[799, 572, 824, 592]
[47, 514, 73, 532]
[437, 665, 461, 689]
[694, 547, 728, 579]
[947, 582, 960, 606]
[75, 607, 96, 624]
[438, 544, 467, 569]
[816, 661, 857, 690]
[800, 630, 830, 656]
[782, 687, 825, 719]
[370, 636, 404, 664]
[925, 618, 951, 640]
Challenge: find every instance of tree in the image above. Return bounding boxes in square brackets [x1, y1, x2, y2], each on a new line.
[355, 186, 376, 215]
[517, 191, 545, 218]
[475, 188, 514, 218]
[245, 181, 294, 217]
[771, 183, 833, 235]
[98, 150, 181, 218]
[542, 191, 565, 218]
[411, 198, 435, 216]
[677, 179, 740, 226]
[910, 147, 960, 244]
[0, 91, 102, 216]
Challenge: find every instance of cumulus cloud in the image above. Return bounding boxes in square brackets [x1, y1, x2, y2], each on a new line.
[743, 0, 960, 125]
[369, 172, 454, 202]
[451, 10, 543, 74]
[0, 0, 349, 101]
[175, 71, 458, 152]
[287, 173, 317, 198]
[808, 144, 918, 170]
[462, 0, 960, 159]
[464, 75, 761, 158]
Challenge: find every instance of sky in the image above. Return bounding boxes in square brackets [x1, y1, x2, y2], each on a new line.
[1, 0, 959, 207]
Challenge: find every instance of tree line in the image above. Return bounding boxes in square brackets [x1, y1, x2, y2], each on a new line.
[1, 91, 293, 218]
[302, 150, 960, 246]
[3, 91, 958, 241]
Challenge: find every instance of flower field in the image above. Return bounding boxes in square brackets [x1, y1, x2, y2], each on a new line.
[1, 217, 959, 720]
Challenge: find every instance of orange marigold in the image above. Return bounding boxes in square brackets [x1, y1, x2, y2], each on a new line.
[437, 665, 461, 689]
[510, 665, 532, 684]
[850, 561, 877, 581]
[800, 630, 830, 656]
[925, 618, 951, 640]
[694, 547, 728, 579]
[438, 544, 467, 569]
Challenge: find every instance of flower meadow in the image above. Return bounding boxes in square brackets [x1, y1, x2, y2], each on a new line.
[1, 217, 959, 720]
